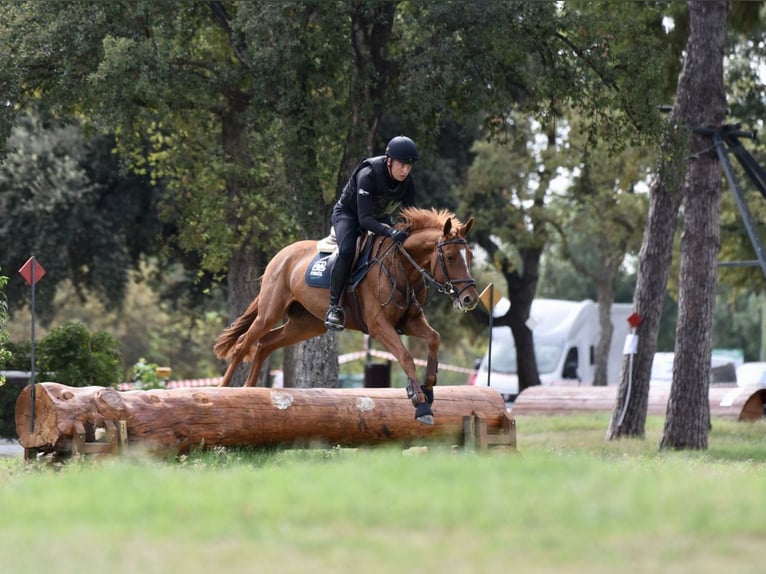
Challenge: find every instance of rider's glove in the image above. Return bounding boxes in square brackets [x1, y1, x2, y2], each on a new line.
[389, 228, 409, 244]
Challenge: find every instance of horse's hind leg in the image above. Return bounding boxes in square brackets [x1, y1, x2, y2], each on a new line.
[243, 308, 327, 387]
[219, 297, 293, 387]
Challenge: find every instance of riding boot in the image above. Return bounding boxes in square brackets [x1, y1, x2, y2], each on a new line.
[325, 256, 351, 331]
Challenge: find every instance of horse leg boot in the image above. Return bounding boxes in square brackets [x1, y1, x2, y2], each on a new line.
[406, 378, 434, 425]
[422, 355, 439, 405]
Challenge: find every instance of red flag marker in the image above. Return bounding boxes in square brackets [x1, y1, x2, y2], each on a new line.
[19, 257, 46, 286]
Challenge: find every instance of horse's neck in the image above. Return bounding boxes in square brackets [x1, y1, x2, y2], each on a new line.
[405, 229, 440, 268]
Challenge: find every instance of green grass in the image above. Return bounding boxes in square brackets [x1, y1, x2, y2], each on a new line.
[2, 415, 766, 573]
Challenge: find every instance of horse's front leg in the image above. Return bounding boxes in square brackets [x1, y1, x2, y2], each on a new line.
[400, 311, 440, 405]
[368, 321, 434, 425]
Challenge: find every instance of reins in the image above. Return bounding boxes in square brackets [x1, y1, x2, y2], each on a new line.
[362, 231, 476, 310]
[394, 237, 476, 302]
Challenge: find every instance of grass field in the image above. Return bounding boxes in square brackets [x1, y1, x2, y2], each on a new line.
[1, 414, 765, 574]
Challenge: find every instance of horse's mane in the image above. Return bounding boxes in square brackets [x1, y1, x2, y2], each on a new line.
[398, 207, 463, 232]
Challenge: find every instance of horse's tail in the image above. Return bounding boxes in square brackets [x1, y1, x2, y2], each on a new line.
[213, 296, 260, 360]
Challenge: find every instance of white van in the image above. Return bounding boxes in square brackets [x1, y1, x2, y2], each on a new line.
[469, 299, 633, 401]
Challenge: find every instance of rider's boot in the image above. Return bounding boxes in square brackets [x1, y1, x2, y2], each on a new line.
[324, 305, 345, 331]
[324, 257, 350, 331]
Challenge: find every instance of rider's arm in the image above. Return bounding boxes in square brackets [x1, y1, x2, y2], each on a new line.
[356, 168, 393, 236]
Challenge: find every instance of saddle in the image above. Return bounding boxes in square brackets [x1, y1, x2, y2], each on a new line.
[304, 229, 377, 289]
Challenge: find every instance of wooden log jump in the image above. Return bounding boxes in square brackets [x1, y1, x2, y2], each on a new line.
[15, 383, 515, 457]
[512, 385, 766, 421]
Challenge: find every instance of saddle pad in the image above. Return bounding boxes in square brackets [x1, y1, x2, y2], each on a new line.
[305, 252, 337, 288]
[304, 240, 376, 289]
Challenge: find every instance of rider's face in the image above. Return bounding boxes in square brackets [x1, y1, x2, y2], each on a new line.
[388, 159, 413, 182]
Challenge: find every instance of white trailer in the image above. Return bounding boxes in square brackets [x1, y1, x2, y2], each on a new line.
[470, 298, 633, 401]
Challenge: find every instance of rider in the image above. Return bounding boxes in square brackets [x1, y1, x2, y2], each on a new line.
[324, 135, 419, 331]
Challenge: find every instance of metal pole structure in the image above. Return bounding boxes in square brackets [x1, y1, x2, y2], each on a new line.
[711, 130, 766, 279]
[486, 283, 494, 387]
[29, 257, 36, 433]
[19, 255, 45, 434]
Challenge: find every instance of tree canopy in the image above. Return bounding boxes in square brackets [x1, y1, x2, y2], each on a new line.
[3, 1, 757, 451]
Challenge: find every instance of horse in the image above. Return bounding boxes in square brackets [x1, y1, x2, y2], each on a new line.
[213, 207, 479, 424]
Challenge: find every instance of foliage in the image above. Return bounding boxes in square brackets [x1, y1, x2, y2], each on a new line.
[2, 340, 30, 373]
[0, 113, 163, 323]
[0, 267, 15, 438]
[712, 285, 765, 361]
[0, 267, 9, 381]
[4, 262, 230, 381]
[36, 321, 122, 388]
[128, 358, 166, 390]
[399, 0, 671, 150]
[0, 1, 744, 393]
[548, 112, 651, 285]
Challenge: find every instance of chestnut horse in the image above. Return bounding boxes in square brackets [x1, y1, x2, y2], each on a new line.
[213, 207, 479, 424]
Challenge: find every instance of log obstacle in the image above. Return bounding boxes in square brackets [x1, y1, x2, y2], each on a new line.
[511, 385, 766, 421]
[15, 383, 516, 458]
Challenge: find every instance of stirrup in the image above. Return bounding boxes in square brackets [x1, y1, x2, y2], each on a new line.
[324, 305, 346, 331]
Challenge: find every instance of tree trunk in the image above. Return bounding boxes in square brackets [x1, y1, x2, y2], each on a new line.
[280, 66, 340, 390]
[222, 104, 268, 387]
[16, 383, 509, 456]
[514, 385, 766, 422]
[660, 0, 728, 450]
[284, 3, 396, 391]
[607, 0, 730, 440]
[607, 135, 687, 437]
[593, 297, 614, 387]
[284, 3, 397, 390]
[285, 337, 339, 389]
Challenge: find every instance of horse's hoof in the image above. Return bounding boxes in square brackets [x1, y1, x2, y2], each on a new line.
[415, 402, 434, 425]
[416, 414, 435, 425]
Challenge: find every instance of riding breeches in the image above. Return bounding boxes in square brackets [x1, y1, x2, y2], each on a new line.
[329, 206, 362, 306]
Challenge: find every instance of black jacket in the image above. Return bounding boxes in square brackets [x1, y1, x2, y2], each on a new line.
[336, 155, 417, 235]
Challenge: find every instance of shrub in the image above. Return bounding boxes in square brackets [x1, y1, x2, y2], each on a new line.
[129, 357, 167, 390]
[38, 321, 123, 387]
[0, 268, 22, 438]
[0, 321, 124, 438]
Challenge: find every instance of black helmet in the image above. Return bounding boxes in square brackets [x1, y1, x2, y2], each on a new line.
[385, 136, 419, 163]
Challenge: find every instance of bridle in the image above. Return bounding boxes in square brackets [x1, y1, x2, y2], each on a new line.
[395, 237, 476, 303]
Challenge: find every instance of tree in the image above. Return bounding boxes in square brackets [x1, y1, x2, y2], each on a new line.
[608, 0, 730, 448]
[418, 1, 670, 392]
[0, 1, 346, 386]
[459, 119, 566, 393]
[1, 1, 672, 391]
[660, 0, 729, 450]
[0, 113, 162, 323]
[276, 2, 399, 389]
[549, 131, 650, 386]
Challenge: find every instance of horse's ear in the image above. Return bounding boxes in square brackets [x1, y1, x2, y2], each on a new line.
[443, 218, 453, 236]
[460, 217, 474, 237]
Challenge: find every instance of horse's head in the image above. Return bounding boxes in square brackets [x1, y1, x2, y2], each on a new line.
[430, 216, 479, 312]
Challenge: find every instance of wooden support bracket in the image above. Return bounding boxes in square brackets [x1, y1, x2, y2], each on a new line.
[71, 419, 128, 457]
[25, 418, 128, 461]
[463, 410, 516, 452]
